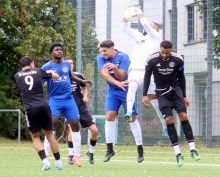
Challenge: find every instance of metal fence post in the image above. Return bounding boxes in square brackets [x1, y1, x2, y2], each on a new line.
[206, 0, 213, 147]
[76, 0, 82, 73]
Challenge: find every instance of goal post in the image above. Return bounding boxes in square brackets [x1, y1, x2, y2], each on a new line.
[0, 109, 21, 144]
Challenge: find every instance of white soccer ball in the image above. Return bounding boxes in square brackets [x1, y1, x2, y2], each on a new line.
[123, 6, 138, 23]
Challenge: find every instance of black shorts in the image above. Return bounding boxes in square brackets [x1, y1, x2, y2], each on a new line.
[79, 111, 95, 128]
[156, 86, 186, 114]
[25, 106, 53, 133]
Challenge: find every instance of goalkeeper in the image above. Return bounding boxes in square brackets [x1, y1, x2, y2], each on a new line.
[122, 3, 168, 135]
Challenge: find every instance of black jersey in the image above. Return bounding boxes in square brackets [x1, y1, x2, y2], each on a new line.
[70, 72, 87, 113]
[14, 68, 52, 110]
[143, 52, 186, 97]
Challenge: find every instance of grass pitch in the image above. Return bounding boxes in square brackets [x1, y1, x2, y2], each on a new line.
[0, 137, 220, 177]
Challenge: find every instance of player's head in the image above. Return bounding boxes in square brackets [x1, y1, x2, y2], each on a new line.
[160, 40, 173, 60]
[20, 56, 35, 68]
[49, 42, 63, 60]
[100, 39, 116, 59]
[64, 56, 74, 71]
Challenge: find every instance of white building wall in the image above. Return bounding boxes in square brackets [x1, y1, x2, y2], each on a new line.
[165, 0, 220, 136]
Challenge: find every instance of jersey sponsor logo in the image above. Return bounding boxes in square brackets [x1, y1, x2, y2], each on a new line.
[158, 68, 174, 75]
[18, 70, 37, 77]
[169, 62, 175, 67]
[62, 67, 68, 72]
[136, 39, 145, 44]
[156, 63, 161, 66]
[52, 75, 68, 82]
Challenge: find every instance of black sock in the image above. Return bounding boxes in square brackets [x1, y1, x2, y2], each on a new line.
[137, 145, 143, 152]
[53, 152, 60, 160]
[38, 150, 46, 161]
[107, 143, 113, 152]
[167, 123, 179, 146]
[90, 139, 97, 147]
[68, 141, 73, 148]
[181, 120, 194, 143]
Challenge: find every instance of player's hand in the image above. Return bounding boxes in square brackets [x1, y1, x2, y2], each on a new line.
[103, 63, 117, 70]
[82, 80, 93, 86]
[117, 80, 128, 91]
[184, 97, 190, 107]
[82, 97, 89, 103]
[142, 96, 150, 107]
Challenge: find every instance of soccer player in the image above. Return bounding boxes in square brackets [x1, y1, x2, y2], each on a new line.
[142, 40, 201, 167]
[97, 39, 144, 163]
[14, 56, 63, 170]
[42, 42, 92, 167]
[64, 56, 98, 165]
[121, 4, 168, 134]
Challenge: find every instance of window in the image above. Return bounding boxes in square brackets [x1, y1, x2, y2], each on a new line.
[82, 0, 96, 27]
[66, 0, 96, 27]
[187, 5, 195, 42]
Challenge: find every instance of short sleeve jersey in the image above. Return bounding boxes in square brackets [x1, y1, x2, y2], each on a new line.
[70, 72, 87, 113]
[97, 50, 130, 90]
[146, 52, 184, 89]
[42, 60, 73, 101]
[14, 68, 52, 110]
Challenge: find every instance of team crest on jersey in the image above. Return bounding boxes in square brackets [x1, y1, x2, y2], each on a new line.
[62, 67, 68, 72]
[169, 62, 175, 67]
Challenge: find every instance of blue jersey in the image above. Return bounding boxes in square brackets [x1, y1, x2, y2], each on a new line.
[42, 60, 73, 100]
[97, 50, 130, 90]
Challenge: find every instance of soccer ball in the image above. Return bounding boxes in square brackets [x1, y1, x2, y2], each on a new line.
[123, 6, 138, 23]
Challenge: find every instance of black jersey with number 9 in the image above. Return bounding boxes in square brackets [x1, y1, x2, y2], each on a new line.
[14, 68, 52, 111]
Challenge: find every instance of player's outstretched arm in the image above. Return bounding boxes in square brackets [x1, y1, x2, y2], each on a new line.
[70, 74, 93, 86]
[121, 11, 141, 41]
[51, 73, 59, 80]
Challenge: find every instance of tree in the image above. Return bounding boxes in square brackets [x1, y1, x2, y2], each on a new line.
[195, 0, 220, 68]
[0, 0, 99, 139]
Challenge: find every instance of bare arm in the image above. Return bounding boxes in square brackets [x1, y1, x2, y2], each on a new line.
[101, 68, 128, 91]
[51, 73, 59, 80]
[121, 17, 141, 41]
[70, 73, 93, 86]
[103, 63, 127, 81]
[81, 86, 88, 103]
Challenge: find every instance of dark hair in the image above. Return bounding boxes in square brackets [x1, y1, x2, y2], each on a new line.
[64, 56, 75, 65]
[49, 42, 63, 54]
[160, 40, 173, 49]
[20, 56, 33, 67]
[100, 39, 114, 48]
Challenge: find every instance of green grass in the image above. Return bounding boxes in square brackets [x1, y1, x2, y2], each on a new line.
[0, 137, 220, 177]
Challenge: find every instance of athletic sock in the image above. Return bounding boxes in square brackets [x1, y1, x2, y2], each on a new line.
[150, 99, 167, 129]
[68, 141, 74, 156]
[126, 81, 138, 114]
[129, 119, 143, 145]
[38, 150, 47, 161]
[53, 152, 60, 160]
[71, 131, 81, 157]
[44, 136, 51, 156]
[89, 139, 97, 153]
[44, 130, 56, 156]
[173, 145, 181, 155]
[181, 120, 194, 142]
[167, 123, 179, 146]
[105, 120, 115, 144]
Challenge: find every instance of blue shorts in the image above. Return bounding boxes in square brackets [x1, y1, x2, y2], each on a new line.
[48, 98, 79, 121]
[106, 89, 137, 115]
